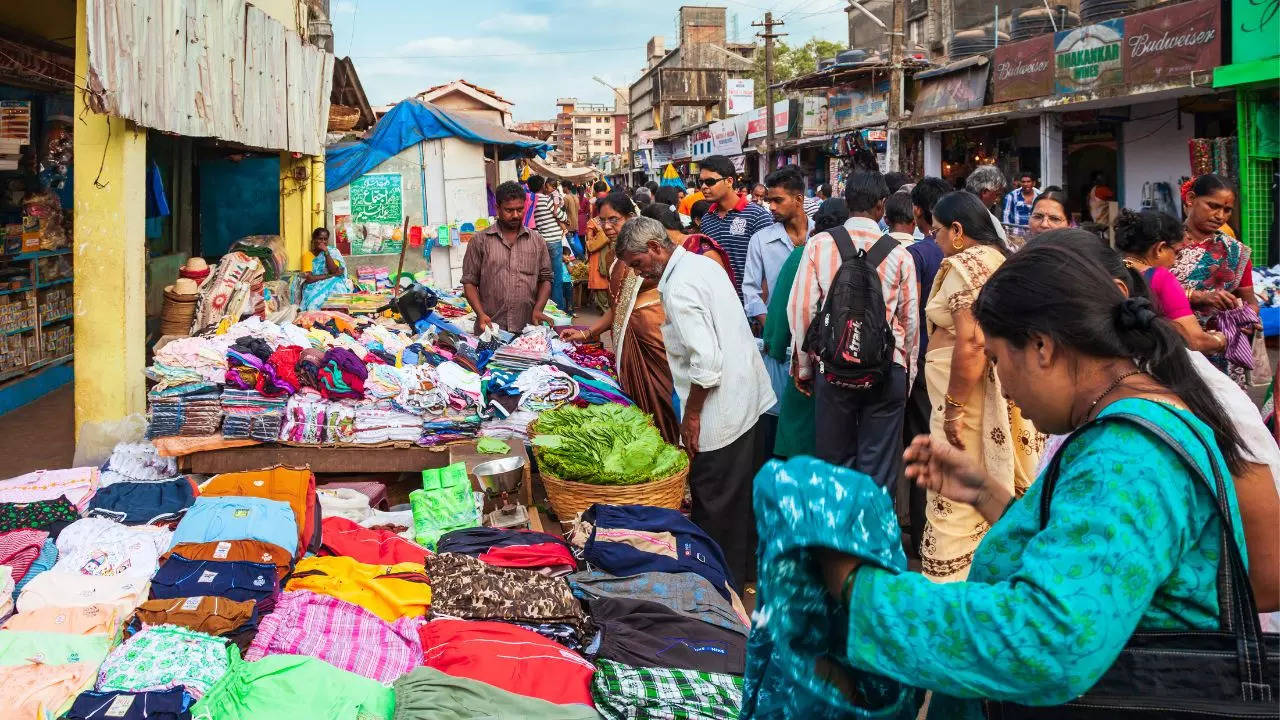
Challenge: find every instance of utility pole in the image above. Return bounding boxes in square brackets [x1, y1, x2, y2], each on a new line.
[753, 12, 785, 174]
[887, 0, 905, 172]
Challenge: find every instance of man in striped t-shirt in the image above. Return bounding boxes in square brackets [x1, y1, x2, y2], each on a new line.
[787, 169, 918, 488]
[696, 155, 774, 305]
[528, 174, 568, 313]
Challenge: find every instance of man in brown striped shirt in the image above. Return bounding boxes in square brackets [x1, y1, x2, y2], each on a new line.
[461, 181, 552, 334]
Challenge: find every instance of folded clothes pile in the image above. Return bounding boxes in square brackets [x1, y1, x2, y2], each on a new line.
[352, 405, 423, 444]
[221, 389, 287, 441]
[490, 326, 553, 370]
[147, 390, 222, 438]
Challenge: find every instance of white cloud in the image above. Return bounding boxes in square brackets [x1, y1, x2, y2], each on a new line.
[395, 36, 531, 57]
[476, 13, 550, 32]
[330, 0, 355, 15]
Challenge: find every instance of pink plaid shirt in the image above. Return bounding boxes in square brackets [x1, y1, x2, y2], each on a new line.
[246, 590, 426, 683]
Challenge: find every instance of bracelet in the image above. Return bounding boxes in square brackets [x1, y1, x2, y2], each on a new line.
[841, 566, 859, 607]
[944, 393, 965, 409]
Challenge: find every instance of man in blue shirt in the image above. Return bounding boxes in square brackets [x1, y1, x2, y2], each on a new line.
[743, 165, 813, 328]
[1002, 171, 1041, 227]
[697, 155, 774, 302]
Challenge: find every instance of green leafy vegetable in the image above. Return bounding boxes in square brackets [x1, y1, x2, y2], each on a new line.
[533, 404, 688, 485]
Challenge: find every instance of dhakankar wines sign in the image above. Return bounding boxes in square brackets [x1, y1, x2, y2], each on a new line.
[993, 35, 1053, 102]
[1124, 0, 1220, 85]
[1054, 19, 1124, 94]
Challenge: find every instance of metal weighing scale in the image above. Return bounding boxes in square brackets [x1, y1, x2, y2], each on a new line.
[471, 456, 529, 529]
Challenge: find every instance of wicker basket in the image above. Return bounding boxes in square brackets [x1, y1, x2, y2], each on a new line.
[328, 104, 361, 132]
[537, 458, 688, 520]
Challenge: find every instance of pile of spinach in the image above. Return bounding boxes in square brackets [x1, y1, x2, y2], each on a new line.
[533, 404, 688, 485]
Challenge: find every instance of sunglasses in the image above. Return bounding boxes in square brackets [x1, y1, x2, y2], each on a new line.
[699, 176, 726, 187]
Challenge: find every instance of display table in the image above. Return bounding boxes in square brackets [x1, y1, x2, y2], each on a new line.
[178, 440, 536, 510]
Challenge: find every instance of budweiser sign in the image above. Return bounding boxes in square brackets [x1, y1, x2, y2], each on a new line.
[993, 35, 1054, 103]
[1123, 0, 1220, 85]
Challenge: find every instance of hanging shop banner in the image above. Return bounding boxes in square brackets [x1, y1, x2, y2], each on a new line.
[671, 134, 692, 161]
[710, 118, 744, 156]
[635, 130, 657, 150]
[691, 127, 715, 160]
[1232, 0, 1280, 65]
[800, 97, 828, 137]
[1054, 19, 1124, 95]
[349, 173, 403, 225]
[651, 140, 672, 166]
[914, 64, 990, 117]
[746, 99, 793, 139]
[726, 78, 755, 115]
[993, 35, 1054, 103]
[829, 83, 889, 130]
[1123, 0, 1220, 86]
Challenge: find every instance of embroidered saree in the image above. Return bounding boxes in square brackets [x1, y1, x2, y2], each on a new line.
[1172, 230, 1254, 386]
[921, 245, 1042, 582]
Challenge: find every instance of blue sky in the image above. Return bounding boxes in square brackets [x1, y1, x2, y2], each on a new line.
[330, 0, 851, 122]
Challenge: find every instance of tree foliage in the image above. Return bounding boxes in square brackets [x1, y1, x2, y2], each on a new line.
[750, 38, 846, 106]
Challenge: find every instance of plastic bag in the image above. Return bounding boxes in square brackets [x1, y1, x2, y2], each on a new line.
[73, 413, 147, 469]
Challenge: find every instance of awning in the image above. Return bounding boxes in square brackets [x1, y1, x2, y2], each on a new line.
[526, 157, 599, 182]
[915, 54, 988, 80]
[1212, 57, 1280, 89]
[326, 99, 553, 190]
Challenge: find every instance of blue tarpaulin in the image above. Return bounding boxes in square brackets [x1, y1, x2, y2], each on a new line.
[326, 99, 553, 190]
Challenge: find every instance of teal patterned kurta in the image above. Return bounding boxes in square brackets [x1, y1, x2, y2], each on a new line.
[845, 398, 1247, 717]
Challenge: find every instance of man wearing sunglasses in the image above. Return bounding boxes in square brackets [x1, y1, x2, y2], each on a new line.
[696, 155, 774, 304]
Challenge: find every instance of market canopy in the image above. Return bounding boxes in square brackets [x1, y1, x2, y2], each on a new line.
[526, 157, 599, 183]
[326, 99, 553, 190]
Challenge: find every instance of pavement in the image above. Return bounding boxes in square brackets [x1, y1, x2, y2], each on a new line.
[0, 384, 75, 474]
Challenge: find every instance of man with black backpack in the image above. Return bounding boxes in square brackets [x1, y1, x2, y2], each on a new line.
[786, 170, 919, 487]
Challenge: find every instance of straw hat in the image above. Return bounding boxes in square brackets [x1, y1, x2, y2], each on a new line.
[165, 278, 200, 296]
[182, 257, 208, 273]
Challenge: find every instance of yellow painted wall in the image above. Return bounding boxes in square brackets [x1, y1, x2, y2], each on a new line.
[251, 0, 306, 35]
[279, 153, 326, 271]
[72, 0, 147, 434]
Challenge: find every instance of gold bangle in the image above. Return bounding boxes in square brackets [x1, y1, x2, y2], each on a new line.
[944, 393, 965, 409]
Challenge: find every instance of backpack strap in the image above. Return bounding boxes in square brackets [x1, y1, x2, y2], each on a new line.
[829, 225, 856, 263]
[866, 233, 899, 269]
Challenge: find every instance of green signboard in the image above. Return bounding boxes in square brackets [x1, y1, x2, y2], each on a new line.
[1232, 0, 1280, 65]
[1054, 19, 1124, 94]
[349, 173, 403, 225]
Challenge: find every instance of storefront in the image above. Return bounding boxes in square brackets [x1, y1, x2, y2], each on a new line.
[0, 31, 76, 411]
[910, 0, 1229, 229]
[1212, 0, 1279, 263]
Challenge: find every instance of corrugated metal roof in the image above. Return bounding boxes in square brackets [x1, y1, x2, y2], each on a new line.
[85, 0, 332, 156]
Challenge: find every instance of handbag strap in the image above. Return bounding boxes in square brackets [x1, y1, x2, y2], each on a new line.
[1037, 408, 1271, 701]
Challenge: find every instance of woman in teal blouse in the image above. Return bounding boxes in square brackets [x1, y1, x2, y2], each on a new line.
[817, 232, 1251, 717]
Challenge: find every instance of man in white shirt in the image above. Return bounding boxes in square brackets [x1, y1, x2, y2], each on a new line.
[614, 216, 775, 592]
[884, 191, 918, 246]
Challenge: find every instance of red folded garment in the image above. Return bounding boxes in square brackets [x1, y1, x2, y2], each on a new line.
[319, 516, 427, 565]
[419, 619, 596, 707]
[0, 528, 48, 580]
[478, 542, 576, 571]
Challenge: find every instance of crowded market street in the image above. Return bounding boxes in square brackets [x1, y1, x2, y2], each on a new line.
[0, 0, 1275, 718]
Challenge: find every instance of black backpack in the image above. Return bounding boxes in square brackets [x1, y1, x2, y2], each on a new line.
[803, 227, 898, 391]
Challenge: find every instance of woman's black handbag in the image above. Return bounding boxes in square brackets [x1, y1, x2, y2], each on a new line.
[985, 411, 1279, 719]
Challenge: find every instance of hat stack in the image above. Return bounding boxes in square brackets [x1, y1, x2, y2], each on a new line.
[178, 257, 210, 283]
[160, 276, 201, 336]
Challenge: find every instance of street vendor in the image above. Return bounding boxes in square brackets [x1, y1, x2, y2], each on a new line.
[301, 227, 354, 310]
[461, 180, 552, 334]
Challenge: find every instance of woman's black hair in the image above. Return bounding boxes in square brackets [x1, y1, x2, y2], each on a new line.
[311, 227, 328, 240]
[974, 228, 1246, 473]
[654, 186, 681, 208]
[690, 199, 711, 221]
[597, 191, 636, 217]
[592, 180, 609, 193]
[1031, 188, 1069, 215]
[641, 203, 684, 232]
[932, 191, 1008, 256]
[1113, 209, 1182, 255]
[1190, 173, 1235, 199]
[811, 198, 850, 236]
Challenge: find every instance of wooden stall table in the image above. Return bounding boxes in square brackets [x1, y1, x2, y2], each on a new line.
[179, 444, 453, 474]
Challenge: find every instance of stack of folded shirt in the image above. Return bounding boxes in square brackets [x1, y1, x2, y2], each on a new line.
[146, 389, 222, 438]
[221, 389, 287, 441]
[98, 442, 178, 487]
[420, 414, 482, 446]
[351, 405, 423, 444]
[490, 327, 552, 371]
